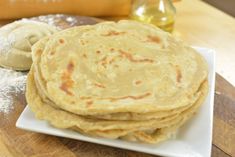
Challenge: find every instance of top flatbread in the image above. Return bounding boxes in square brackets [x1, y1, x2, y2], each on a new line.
[32, 20, 208, 115]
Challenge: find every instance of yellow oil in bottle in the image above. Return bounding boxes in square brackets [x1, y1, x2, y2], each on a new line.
[130, 0, 176, 33]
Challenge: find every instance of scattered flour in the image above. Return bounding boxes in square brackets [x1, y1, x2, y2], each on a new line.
[0, 68, 26, 114]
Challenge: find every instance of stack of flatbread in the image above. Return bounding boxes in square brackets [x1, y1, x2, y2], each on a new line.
[26, 20, 209, 143]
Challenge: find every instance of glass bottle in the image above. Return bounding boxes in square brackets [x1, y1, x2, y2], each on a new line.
[130, 0, 176, 33]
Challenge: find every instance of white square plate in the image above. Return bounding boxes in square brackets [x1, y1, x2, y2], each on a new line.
[16, 47, 215, 157]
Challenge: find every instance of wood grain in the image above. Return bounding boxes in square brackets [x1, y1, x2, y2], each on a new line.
[212, 145, 231, 157]
[213, 93, 235, 156]
[216, 74, 235, 102]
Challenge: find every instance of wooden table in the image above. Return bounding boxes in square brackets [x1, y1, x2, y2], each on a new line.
[174, 0, 235, 87]
[174, 2, 235, 155]
[0, 0, 235, 157]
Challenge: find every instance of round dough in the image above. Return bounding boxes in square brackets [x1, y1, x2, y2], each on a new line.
[0, 19, 58, 71]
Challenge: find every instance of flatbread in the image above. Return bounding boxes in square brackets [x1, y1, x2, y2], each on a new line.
[26, 20, 209, 144]
[26, 69, 208, 142]
[32, 37, 200, 120]
[121, 79, 208, 143]
[32, 20, 208, 115]
[27, 69, 183, 131]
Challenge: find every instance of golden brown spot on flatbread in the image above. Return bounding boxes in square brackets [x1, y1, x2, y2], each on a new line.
[135, 80, 142, 85]
[110, 48, 115, 51]
[99, 56, 116, 66]
[60, 83, 73, 96]
[60, 75, 74, 95]
[119, 50, 154, 63]
[93, 83, 106, 89]
[80, 96, 92, 100]
[175, 65, 182, 83]
[80, 40, 85, 45]
[60, 61, 75, 95]
[59, 39, 65, 44]
[109, 58, 115, 64]
[101, 56, 107, 62]
[67, 61, 74, 73]
[50, 51, 55, 55]
[82, 54, 87, 58]
[86, 100, 93, 107]
[108, 92, 151, 102]
[36, 49, 42, 56]
[114, 65, 119, 68]
[100, 56, 108, 67]
[147, 35, 161, 43]
[102, 30, 126, 36]
[96, 50, 101, 54]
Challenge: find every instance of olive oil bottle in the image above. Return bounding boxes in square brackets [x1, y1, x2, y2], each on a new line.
[130, 0, 176, 33]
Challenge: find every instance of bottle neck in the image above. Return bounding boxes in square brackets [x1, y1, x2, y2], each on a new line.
[132, 0, 176, 13]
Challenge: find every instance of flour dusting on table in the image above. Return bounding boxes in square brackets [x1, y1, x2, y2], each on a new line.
[0, 68, 26, 114]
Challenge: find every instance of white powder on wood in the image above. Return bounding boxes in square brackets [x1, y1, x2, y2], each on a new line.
[0, 68, 26, 114]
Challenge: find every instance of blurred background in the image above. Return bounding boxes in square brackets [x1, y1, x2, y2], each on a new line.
[0, 0, 234, 19]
